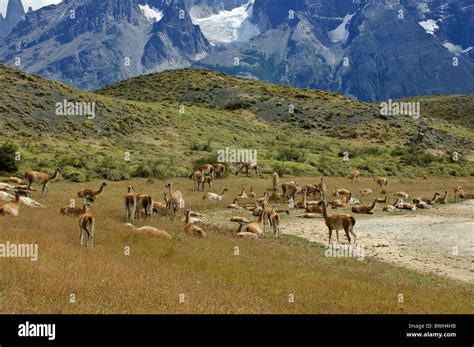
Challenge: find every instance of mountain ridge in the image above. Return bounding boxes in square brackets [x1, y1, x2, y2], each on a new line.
[1, 0, 473, 100]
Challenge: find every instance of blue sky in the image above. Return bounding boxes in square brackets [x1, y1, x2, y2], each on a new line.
[0, 0, 61, 16]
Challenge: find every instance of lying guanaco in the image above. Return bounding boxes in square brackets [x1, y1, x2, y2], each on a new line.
[183, 209, 206, 238]
[352, 200, 377, 214]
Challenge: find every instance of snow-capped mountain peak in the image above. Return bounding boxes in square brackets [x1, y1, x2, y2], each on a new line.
[191, 0, 259, 45]
[139, 4, 164, 23]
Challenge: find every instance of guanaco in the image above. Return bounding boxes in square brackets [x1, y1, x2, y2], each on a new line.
[318, 201, 356, 245]
[352, 200, 377, 214]
[318, 178, 327, 200]
[213, 164, 226, 179]
[201, 175, 214, 191]
[61, 198, 95, 217]
[124, 186, 137, 221]
[413, 192, 440, 205]
[435, 191, 449, 204]
[373, 176, 389, 190]
[269, 206, 289, 239]
[184, 209, 206, 238]
[383, 199, 402, 212]
[166, 182, 183, 213]
[236, 163, 258, 176]
[136, 194, 154, 219]
[0, 191, 26, 217]
[348, 169, 360, 183]
[236, 209, 264, 236]
[227, 198, 240, 209]
[203, 188, 229, 201]
[460, 190, 474, 199]
[77, 182, 107, 199]
[454, 186, 463, 202]
[25, 168, 61, 196]
[272, 172, 279, 192]
[79, 200, 95, 247]
[394, 192, 409, 200]
[333, 186, 351, 197]
[190, 170, 203, 191]
[124, 224, 172, 240]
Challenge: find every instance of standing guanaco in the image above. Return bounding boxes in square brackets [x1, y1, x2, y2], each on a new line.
[77, 182, 107, 199]
[25, 168, 61, 196]
[79, 199, 95, 247]
[318, 201, 356, 245]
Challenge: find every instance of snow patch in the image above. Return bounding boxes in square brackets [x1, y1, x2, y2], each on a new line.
[191, 1, 259, 45]
[328, 12, 355, 43]
[139, 4, 163, 23]
[417, 3, 430, 14]
[418, 19, 439, 35]
[443, 42, 473, 56]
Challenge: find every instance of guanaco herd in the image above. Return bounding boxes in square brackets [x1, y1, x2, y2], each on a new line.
[1, 166, 473, 248]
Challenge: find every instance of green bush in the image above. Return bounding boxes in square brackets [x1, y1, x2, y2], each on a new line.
[62, 166, 88, 183]
[0, 142, 20, 173]
[275, 147, 307, 163]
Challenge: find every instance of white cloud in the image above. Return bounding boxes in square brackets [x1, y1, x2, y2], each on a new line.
[0, 0, 62, 17]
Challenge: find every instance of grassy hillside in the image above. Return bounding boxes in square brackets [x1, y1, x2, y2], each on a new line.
[0, 64, 473, 181]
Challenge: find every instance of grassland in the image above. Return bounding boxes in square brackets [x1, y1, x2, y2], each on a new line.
[0, 176, 473, 314]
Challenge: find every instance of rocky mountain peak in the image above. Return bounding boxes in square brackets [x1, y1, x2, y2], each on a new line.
[0, 0, 25, 38]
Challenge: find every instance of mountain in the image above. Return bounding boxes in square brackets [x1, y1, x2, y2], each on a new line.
[0, 0, 474, 101]
[0, 0, 25, 38]
[196, 0, 474, 101]
[0, 0, 209, 90]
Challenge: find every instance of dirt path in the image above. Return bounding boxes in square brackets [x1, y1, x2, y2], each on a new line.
[281, 201, 474, 282]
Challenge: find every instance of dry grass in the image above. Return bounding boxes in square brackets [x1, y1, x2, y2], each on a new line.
[0, 175, 473, 314]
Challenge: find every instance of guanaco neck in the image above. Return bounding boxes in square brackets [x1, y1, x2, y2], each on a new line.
[50, 170, 60, 181]
[320, 203, 329, 219]
[97, 183, 106, 194]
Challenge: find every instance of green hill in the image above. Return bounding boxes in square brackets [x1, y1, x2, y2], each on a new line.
[0, 64, 473, 181]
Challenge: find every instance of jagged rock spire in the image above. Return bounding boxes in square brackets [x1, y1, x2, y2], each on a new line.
[6, 0, 25, 22]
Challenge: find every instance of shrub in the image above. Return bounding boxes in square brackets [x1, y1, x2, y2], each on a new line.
[0, 143, 20, 173]
[62, 166, 88, 183]
[275, 147, 307, 163]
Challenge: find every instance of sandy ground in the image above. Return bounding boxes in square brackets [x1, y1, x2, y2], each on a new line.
[280, 200, 474, 283]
